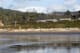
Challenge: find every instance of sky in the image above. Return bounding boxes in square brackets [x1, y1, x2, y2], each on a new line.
[0, 0, 80, 13]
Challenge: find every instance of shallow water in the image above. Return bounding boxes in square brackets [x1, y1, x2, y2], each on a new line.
[0, 32, 80, 53]
[0, 46, 80, 53]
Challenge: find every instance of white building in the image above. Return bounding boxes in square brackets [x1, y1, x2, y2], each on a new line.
[36, 19, 58, 22]
[36, 18, 73, 22]
[59, 18, 72, 21]
[36, 20, 47, 22]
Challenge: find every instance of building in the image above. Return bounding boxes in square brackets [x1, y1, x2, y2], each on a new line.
[59, 18, 72, 21]
[36, 19, 58, 22]
[36, 18, 72, 22]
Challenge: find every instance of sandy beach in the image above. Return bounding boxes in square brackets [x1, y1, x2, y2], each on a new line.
[0, 28, 80, 32]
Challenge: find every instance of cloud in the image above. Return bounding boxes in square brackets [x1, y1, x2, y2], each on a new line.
[14, 6, 48, 13]
[0, 0, 79, 13]
[0, 0, 28, 8]
[63, 0, 80, 11]
[64, 0, 77, 6]
[0, 0, 47, 13]
[74, 4, 80, 11]
[49, 5, 67, 11]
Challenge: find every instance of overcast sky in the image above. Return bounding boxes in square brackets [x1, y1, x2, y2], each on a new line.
[0, 0, 80, 13]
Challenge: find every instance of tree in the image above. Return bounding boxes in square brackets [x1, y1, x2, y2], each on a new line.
[72, 15, 77, 21]
[64, 10, 72, 18]
[78, 11, 80, 17]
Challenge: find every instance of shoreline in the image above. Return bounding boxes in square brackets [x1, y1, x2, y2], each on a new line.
[0, 28, 80, 32]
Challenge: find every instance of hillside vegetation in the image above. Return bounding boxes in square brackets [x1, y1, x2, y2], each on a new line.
[0, 8, 80, 28]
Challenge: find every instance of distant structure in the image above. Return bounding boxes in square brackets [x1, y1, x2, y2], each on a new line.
[36, 18, 72, 22]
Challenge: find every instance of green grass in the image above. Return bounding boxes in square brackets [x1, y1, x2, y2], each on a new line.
[1, 20, 80, 29]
